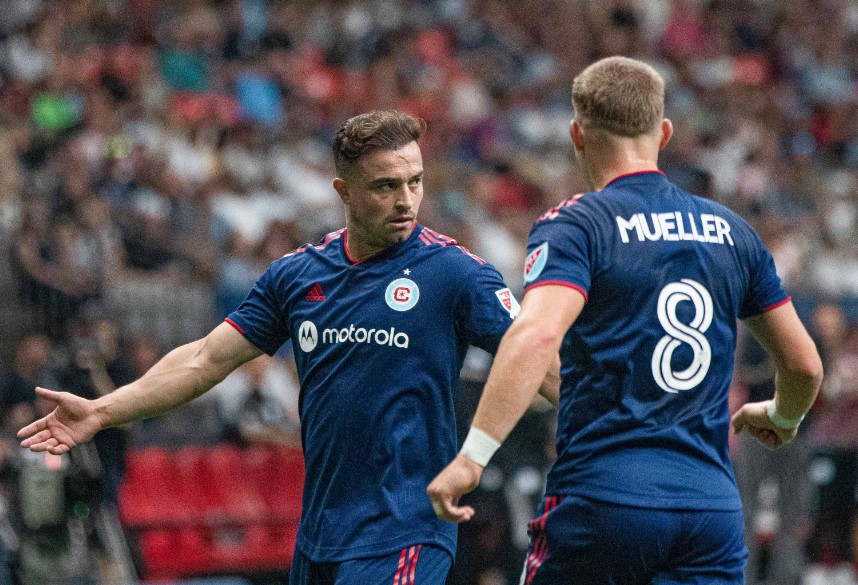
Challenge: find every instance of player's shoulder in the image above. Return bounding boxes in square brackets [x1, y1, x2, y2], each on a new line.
[531, 193, 602, 236]
[694, 193, 749, 223]
[535, 193, 590, 224]
[415, 226, 489, 267]
[272, 228, 346, 271]
[688, 191, 759, 238]
[665, 185, 765, 253]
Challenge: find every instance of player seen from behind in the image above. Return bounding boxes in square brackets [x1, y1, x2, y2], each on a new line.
[427, 56, 823, 585]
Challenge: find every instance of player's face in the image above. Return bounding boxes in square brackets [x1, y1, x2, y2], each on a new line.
[336, 141, 424, 257]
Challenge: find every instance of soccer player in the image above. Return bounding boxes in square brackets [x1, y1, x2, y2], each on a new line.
[18, 110, 554, 585]
[427, 57, 823, 584]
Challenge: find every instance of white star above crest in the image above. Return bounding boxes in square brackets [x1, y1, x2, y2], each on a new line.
[403, 269, 411, 275]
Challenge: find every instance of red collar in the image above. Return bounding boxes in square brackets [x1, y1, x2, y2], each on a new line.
[603, 170, 666, 189]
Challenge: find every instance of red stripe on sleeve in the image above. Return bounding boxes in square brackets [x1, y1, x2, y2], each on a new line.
[762, 296, 792, 313]
[524, 281, 589, 302]
[224, 318, 246, 335]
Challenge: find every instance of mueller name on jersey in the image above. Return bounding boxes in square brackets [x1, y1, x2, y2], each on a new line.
[616, 212, 735, 246]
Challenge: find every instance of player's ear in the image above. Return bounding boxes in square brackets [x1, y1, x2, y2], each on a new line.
[658, 119, 673, 151]
[570, 120, 585, 152]
[333, 177, 350, 205]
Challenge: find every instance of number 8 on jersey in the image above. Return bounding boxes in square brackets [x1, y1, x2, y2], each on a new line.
[652, 279, 713, 393]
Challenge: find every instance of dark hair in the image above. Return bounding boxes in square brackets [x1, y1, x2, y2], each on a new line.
[332, 110, 425, 178]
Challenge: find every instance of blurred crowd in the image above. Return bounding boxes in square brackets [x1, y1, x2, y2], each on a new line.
[0, 0, 856, 583]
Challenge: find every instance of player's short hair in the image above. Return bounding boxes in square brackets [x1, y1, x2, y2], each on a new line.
[572, 56, 665, 138]
[333, 110, 426, 178]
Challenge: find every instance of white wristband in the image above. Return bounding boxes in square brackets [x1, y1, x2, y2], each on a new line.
[460, 427, 501, 467]
[766, 400, 804, 430]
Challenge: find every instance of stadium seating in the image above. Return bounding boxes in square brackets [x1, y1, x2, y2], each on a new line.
[120, 445, 303, 579]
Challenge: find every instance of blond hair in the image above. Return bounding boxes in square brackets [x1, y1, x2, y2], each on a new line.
[572, 56, 665, 138]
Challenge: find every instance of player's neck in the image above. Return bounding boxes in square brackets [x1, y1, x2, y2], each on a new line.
[344, 232, 386, 263]
[583, 145, 660, 191]
[588, 161, 661, 191]
[580, 131, 662, 191]
[344, 226, 409, 264]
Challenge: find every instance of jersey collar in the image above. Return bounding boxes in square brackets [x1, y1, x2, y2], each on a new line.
[343, 224, 423, 266]
[602, 170, 667, 190]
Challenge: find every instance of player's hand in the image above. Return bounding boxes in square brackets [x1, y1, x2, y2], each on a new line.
[426, 454, 483, 523]
[731, 400, 798, 449]
[17, 387, 105, 455]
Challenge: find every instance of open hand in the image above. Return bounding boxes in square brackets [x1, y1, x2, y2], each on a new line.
[18, 387, 104, 455]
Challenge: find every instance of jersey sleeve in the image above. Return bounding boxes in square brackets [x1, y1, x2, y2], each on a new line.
[453, 262, 518, 355]
[523, 213, 592, 300]
[739, 231, 790, 319]
[226, 264, 291, 355]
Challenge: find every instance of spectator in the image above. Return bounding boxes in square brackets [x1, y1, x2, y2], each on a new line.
[56, 317, 135, 504]
[223, 355, 301, 448]
[0, 335, 55, 414]
[14, 201, 88, 331]
[811, 302, 850, 379]
[805, 320, 858, 576]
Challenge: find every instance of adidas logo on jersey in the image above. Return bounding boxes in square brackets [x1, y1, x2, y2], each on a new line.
[306, 283, 326, 302]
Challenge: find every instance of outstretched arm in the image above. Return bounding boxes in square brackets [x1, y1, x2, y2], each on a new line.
[427, 285, 584, 522]
[731, 301, 823, 448]
[19, 323, 263, 454]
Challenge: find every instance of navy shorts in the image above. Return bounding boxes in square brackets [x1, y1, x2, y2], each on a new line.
[289, 544, 452, 585]
[522, 495, 747, 585]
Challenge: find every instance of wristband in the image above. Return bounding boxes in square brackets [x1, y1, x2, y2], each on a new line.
[766, 400, 805, 430]
[460, 427, 501, 467]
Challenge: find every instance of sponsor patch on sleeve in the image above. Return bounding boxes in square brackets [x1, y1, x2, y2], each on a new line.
[494, 288, 521, 318]
[523, 242, 549, 283]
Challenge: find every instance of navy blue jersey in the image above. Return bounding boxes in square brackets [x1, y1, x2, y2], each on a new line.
[523, 171, 788, 511]
[226, 225, 518, 561]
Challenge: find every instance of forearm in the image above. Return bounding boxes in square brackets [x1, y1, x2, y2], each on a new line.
[745, 303, 823, 427]
[427, 287, 581, 522]
[94, 340, 228, 428]
[537, 354, 561, 407]
[472, 321, 560, 443]
[772, 367, 822, 422]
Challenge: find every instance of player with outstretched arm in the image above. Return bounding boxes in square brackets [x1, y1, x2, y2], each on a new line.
[427, 57, 822, 585]
[18, 110, 559, 585]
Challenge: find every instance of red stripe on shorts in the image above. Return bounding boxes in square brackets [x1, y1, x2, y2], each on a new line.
[525, 497, 561, 584]
[393, 547, 407, 585]
[408, 544, 422, 584]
